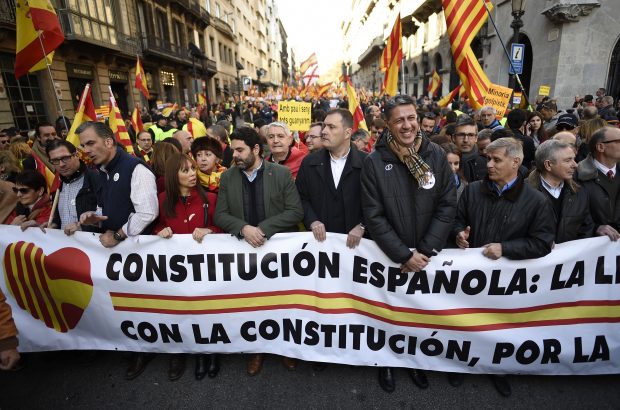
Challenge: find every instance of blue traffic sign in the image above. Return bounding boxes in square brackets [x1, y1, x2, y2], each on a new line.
[509, 43, 525, 75]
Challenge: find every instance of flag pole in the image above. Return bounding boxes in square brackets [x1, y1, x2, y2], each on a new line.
[481, 0, 530, 107]
[36, 35, 70, 132]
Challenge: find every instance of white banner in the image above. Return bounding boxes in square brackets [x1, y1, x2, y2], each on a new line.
[1, 225, 619, 375]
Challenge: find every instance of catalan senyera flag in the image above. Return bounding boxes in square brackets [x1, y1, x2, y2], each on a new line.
[66, 84, 97, 148]
[162, 103, 178, 118]
[108, 87, 134, 155]
[135, 56, 150, 99]
[443, 0, 493, 110]
[14, 0, 64, 79]
[317, 83, 331, 98]
[427, 70, 442, 97]
[131, 106, 144, 133]
[31, 151, 59, 194]
[345, 77, 368, 132]
[380, 14, 402, 96]
[299, 53, 318, 75]
[438, 84, 462, 108]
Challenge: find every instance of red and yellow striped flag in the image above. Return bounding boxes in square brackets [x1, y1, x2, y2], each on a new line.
[380, 14, 402, 96]
[131, 105, 144, 133]
[66, 84, 97, 148]
[135, 56, 150, 99]
[31, 151, 59, 193]
[443, 0, 493, 110]
[427, 70, 442, 97]
[345, 77, 368, 132]
[438, 84, 462, 108]
[317, 83, 331, 98]
[14, 0, 65, 78]
[108, 87, 134, 155]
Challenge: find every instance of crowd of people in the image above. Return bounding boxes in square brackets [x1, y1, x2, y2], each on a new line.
[1, 88, 620, 397]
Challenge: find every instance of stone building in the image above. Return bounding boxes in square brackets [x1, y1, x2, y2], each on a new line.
[343, 0, 620, 111]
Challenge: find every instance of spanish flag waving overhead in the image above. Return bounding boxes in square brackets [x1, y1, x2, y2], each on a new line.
[66, 84, 97, 148]
[345, 77, 368, 132]
[380, 14, 402, 96]
[14, 0, 64, 79]
[135, 56, 150, 99]
[427, 70, 442, 97]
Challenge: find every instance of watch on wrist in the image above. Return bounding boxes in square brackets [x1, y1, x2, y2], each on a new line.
[113, 231, 126, 242]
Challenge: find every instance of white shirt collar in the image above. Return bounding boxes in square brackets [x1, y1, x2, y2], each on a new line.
[593, 159, 616, 177]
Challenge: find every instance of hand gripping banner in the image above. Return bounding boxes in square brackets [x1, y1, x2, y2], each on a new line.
[1, 225, 619, 375]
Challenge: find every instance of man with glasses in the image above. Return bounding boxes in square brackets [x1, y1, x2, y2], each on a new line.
[135, 130, 154, 163]
[576, 127, 620, 241]
[369, 118, 386, 149]
[452, 115, 488, 183]
[45, 139, 101, 234]
[305, 122, 324, 153]
[0, 132, 9, 150]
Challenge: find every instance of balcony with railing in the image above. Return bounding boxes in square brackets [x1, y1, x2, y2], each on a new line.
[212, 17, 235, 40]
[0, 0, 16, 26]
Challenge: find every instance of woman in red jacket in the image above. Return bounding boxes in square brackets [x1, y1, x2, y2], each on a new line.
[6, 170, 51, 229]
[154, 153, 222, 381]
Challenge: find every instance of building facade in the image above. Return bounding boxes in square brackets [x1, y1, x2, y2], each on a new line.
[0, 0, 287, 131]
[343, 0, 620, 110]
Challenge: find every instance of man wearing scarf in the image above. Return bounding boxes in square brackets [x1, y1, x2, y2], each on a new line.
[45, 140, 101, 234]
[360, 95, 456, 394]
[22, 121, 60, 172]
[452, 115, 488, 182]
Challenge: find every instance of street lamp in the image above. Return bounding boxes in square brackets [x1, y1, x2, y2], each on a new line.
[509, 0, 526, 91]
[235, 61, 244, 97]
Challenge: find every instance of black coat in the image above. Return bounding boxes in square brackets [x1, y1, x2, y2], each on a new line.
[525, 171, 595, 243]
[576, 155, 620, 230]
[461, 151, 488, 183]
[453, 176, 556, 260]
[52, 164, 102, 232]
[295, 146, 367, 234]
[361, 136, 456, 263]
[510, 129, 536, 170]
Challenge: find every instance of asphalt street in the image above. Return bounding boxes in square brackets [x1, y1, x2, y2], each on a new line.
[0, 350, 618, 409]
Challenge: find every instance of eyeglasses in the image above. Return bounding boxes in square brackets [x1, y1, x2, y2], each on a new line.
[0, 139, 9, 144]
[306, 135, 321, 140]
[601, 139, 620, 144]
[556, 124, 575, 131]
[49, 154, 75, 165]
[12, 187, 33, 194]
[454, 133, 477, 140]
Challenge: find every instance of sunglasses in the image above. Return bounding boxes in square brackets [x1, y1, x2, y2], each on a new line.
[12, 187, 33, 194]
[556, 124, 575, 131]
[0, 139, 9, 144]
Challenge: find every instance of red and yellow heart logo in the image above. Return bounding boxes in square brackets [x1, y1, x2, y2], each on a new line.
[3, 241, 93, 333]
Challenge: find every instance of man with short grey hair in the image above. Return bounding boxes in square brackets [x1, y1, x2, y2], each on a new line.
[266, 121, 306, 178]
[526, 139, 596, 243]
[599, 96, 617, 121]
[453, 137, 555, 397]
[480, 106, 503, 131]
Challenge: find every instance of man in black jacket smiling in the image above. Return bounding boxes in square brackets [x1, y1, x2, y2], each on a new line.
[361, 94, 456, 394]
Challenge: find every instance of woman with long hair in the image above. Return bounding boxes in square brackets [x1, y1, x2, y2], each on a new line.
[6, 170, 51, 229]
[154, 153, 222, 381]
[576, 117, 608, 163]
[0, 151, 21, 182]
[527, 111, 547, 148]
[150, 141, 179, 193]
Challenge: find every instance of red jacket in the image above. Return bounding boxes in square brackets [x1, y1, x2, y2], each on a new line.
[6, 195, 52, 226]
[268, 146, 306, 179]
[155, 188, 222, 234]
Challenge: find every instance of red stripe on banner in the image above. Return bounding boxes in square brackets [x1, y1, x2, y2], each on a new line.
[111, 303, 620, 332]
[109, 289, 620, 316]
[3, 244, 26, 310]
[32, 246, 68, 332]
[24, 243, 54, 329]
[13, 242, 38, 319]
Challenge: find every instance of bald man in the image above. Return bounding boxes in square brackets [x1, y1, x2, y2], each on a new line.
[173, 130, 194, 154]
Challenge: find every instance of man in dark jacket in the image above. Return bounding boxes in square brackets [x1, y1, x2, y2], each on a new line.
[296, 108, 367, 247]
[46, 139, 101, 234]
[575, 126, 620, 240]
[506, 109, 536, 170]
[526, 139, 596, 243]
[452, 114, 487, 182]
[454, 137, 555, 397]
[361, 95, 456, 394]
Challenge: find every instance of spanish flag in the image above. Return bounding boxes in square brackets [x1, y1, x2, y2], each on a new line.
[438, 84, 462, 108]
[162, 103, 178, 118]
[183, 117, 207, 139]
[135, 56, 150, 99]
[66, 84, 97, 148]
[443, 0, 493, 109]
[427, 70, 442, 97]
[108, 87, 134, 155]
[380, 14, 402, 96]
[14, 0, 64, 79]
[345, 77, 368, 132]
